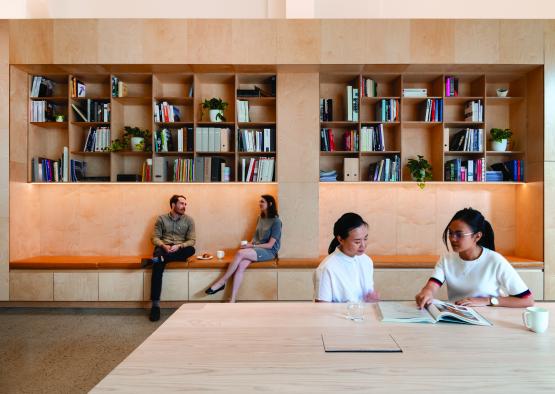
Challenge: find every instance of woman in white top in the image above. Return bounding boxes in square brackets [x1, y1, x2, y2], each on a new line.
[314, 212, 379, 303]
[415, 208, 534, 308]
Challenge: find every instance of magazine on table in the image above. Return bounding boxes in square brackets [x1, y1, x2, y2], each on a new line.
[378, 300, 492, 326]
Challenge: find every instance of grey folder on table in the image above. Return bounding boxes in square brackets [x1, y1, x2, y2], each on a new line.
[321, 331, 402, 353]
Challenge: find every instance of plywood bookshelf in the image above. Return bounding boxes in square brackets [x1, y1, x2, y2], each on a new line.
[26, 71, 277, 183]
[319, 68, 539, 184]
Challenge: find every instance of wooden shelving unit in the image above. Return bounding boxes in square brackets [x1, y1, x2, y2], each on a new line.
[27, 71, 277, 183]
[319, 70, 533, 183]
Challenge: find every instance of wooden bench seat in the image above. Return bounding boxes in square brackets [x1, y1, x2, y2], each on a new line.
[10, 254, 543, 270]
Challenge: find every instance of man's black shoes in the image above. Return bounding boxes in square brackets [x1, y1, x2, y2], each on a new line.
[205, 284, 225, 295]
[149, 306, 161, 322]
[141, 258, 153, 268]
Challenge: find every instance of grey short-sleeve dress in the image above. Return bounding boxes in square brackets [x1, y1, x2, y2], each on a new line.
[252, 216, 282, 261]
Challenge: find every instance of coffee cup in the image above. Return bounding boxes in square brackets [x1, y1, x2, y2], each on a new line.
[216, 250, 225, 260]
[240, 240, 248, 247]
[522, 306, 549, 333]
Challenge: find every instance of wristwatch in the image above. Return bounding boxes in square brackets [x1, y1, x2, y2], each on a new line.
[489, 296, 499, 306]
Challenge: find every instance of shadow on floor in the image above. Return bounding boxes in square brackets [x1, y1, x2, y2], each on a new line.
[0, 307, 176, 393]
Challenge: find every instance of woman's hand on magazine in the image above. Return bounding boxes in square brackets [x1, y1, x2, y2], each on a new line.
[415, 289, 434, 309]
[455, 297, 490, 307]
[364, 290, 380, 303]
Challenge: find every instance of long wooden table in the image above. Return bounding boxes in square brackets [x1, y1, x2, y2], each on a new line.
[92, 302, 555, 393]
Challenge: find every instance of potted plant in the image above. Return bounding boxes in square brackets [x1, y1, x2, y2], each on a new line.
[490, 128, 512, 152]
[407, 155, 433, 189]
[108, 126, 151, 152]
[202, 97, 228, 122]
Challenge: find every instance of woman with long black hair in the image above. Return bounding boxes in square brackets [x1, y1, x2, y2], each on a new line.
[415, 208, 534, 308]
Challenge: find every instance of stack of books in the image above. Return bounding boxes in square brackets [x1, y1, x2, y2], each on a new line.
[422, 99, 443, 122]
[361, 77, 377, 97]
[402, 88, 427, 97]
[448, 128, 483, 152]
[320, 170, 337, 182]
[486, 171, 504, 182]
[444, 158, 485, 182]
[369, 155, 401, 182]
[83, 127, 111, 152]
[376, 99, 399, 122]
[154, 101, 181, 123]
[320, 128, 336, 151]
[241, 157, 274, 182]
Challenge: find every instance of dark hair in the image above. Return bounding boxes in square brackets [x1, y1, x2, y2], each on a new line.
[261, 195, 278, 218]
[328, 213, 368, 254]
[443, 208, 495, 251]
[169, 194, 186, 208]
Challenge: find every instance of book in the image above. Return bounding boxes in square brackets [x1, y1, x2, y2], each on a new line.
[378, 300, 492, 326]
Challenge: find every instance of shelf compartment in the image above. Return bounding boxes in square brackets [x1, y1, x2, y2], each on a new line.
[153, 73, 194, 99]
[403, 74, 443, 97]
[71, 74, 111, 98]
[444, 75, 485, 97]
[112, 73, 152, 98]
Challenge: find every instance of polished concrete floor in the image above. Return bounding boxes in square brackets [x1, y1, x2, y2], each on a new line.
[0, 307, 175, 393]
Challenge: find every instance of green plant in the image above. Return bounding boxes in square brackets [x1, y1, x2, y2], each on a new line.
[202, 97, 228, 121]
[490, 128, 512, 142]
[107, 126, 152, 152]
[407, 155, 433, 189]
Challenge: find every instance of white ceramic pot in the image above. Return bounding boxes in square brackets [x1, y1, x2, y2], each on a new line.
[491, 139, 508, 152]
[209, 109, 223, 122]
[131, 136, 144, 151]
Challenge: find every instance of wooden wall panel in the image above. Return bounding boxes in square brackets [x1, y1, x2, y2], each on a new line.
[499, 20, 544, 64]
[187, 20, 233, 64]
[231, 20, 277, 64]
[0, 20, 8, 300]
[53, 20, 99, 64]
[97, 20, 144, 64]
[9, 20, 53, 64]
[320, 20, 370, 64]
[277, 20, 321, 64]
[409, 20, 455, 64]
[142, 20, 189, 64]
[454, 20, 499, 64]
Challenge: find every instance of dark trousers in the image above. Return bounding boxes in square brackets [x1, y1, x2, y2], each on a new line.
[151, 245, 195, 301]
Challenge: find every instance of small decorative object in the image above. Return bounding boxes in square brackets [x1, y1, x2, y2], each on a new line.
[55, 114, 65, 122]
[202, 97, 228, 122]
[407, 155, 433, 189]
[108, 126, 151, 152]
[490, 128, 512, 152]
[496, 88, 509, 97]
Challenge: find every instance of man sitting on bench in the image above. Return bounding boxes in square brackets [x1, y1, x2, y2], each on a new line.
[142, 194, 196, 321]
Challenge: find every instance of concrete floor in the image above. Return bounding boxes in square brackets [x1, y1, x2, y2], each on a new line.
[0, 307, 175, 393]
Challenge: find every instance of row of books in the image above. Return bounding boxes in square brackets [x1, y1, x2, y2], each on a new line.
[154, 101, 182, 123]
[320, 98, 333, 121]
[238, 129, 275, 152]
[377, 99, 399, 122]
[30, 100, 59, 122]
[154, 128, 194, 153]
[320, 128, 336, 151]
[72, 100, 110, 122]
[152, 156, 231, 182]
[465, 100, 483, 122]
[422, 99, 443, 122]
[241, 157, 275, 182]
[71, 77, 86, 98]
[194, 127, 231, 152]
[83, 127, 111, 152]
[360, 125, 385, 152]
[30, 76, 54, 97]
[448, 128, 483, 152]
[31, 149, 69, 182]
[445, 76, 459, 97]
[237, 100, 250, 122]
[111, 76, 128, 98]
[491, 160, 524, 182]
[444, 158, 486, 182]
[345, 85, 360, 122]
[141, 158, 153, 182]
[369, 155, 401, 182]
[70, 159, 87, 182]
[361, 77, 378, 97]
[343, 130, 359, 152]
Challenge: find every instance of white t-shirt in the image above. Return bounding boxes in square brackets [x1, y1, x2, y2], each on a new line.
[314, 249, 374, 302]
[431, 247, 530, 301]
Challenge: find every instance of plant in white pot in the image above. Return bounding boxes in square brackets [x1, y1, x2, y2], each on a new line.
[490, 128, 512, 152]
[407, 155, 433, 189]
[124, 126, 151, 152]
[202, 97, 228, 122]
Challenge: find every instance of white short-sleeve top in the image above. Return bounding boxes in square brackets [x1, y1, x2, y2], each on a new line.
[430, 247, 531, 301]
[314, 248, 374, 302]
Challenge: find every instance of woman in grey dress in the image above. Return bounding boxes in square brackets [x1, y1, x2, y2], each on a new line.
[205, 195, 282, 302]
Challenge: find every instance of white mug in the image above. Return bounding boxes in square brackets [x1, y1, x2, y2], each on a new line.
[240, 240, 248, 247]
[522, 307, 549, 333]
[216, 250, 225, 260]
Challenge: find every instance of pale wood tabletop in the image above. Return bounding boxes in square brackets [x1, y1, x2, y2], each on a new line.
[92, 302, 555, 393]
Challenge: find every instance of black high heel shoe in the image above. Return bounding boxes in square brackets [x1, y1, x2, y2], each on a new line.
[205, 284, 225, 295]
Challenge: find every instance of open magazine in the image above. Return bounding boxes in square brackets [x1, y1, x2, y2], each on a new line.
[378, 300, 492, 326]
